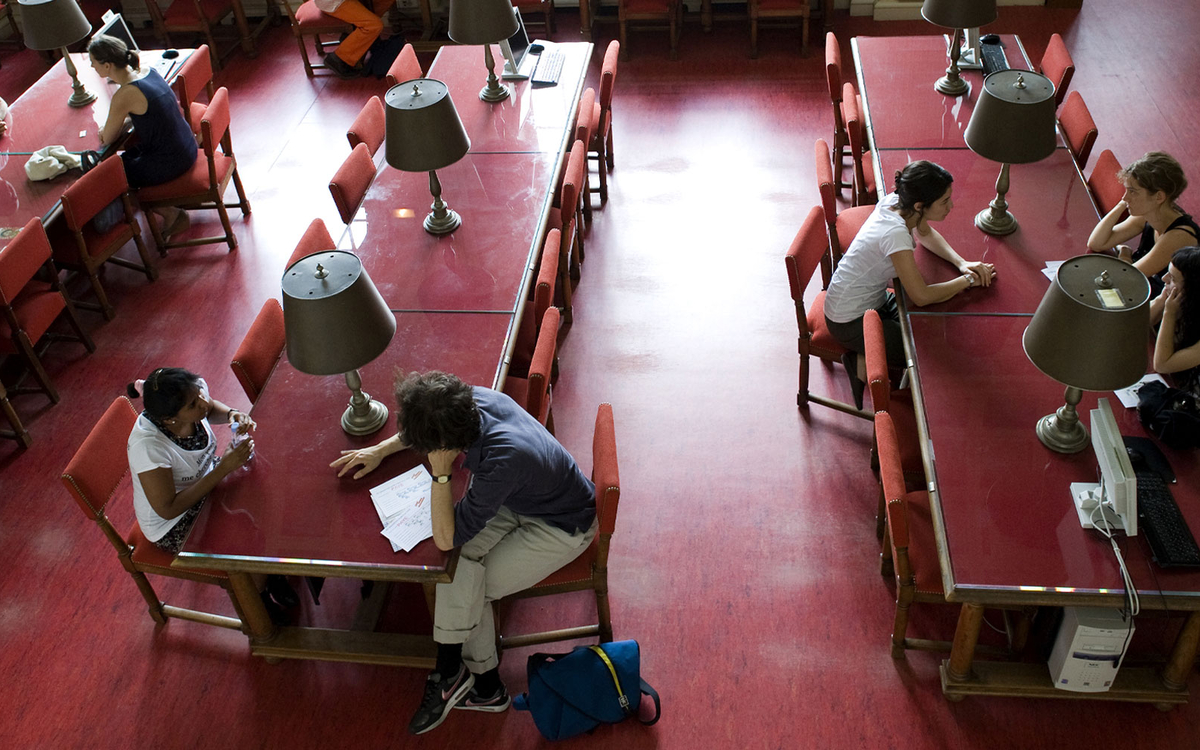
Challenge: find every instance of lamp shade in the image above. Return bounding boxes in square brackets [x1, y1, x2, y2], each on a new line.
[1023, 255, 1151, 392]
[282, 251, 396, 376]
[921, 0, 997, 29]
[17, 0, 93, 51]
[448, 0, 519, 45]
[385, 79, 471, 173]
[964, 70, 1057, 164]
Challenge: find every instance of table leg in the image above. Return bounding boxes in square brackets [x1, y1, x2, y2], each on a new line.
[1160, 611, 1200, 692]
[229, 572, 277, 642]
[423, 582, 437, 618]
[945, 603, 984, 688]
[823, 0, 834, 34]
[701, 0, 712, 32]
[419, 0, 434, 41]
[579, 0, 594, 41]
[230, 0, 258, 58]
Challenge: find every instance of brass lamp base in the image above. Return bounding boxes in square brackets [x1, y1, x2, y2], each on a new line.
[341, 369, 389, 436]
[63, 49, 96, 108]
[424, 205, 462, 235]
[935, 73, 969, 97]
[1035, 386, 1090, 454]
[479, 44, 510, 103]
[974, 204, 1018, 235]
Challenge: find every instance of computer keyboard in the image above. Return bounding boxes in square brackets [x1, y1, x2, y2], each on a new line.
[531, 51, 565, 86]
[1136, 470, 1200, 567]
[980, 42, 1010, 76]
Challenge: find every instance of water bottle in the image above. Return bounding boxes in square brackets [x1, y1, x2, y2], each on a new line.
[230, 417, 254, 462]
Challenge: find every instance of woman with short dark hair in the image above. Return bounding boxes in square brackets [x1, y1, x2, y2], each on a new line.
[1152, 246, 1200, 397]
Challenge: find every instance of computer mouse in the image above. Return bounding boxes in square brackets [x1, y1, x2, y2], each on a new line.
[528, 44, 544, 55]
[162, 49, 180, 60]
[1126, 445, 1149, 472]
[981, 34, 1001, 45]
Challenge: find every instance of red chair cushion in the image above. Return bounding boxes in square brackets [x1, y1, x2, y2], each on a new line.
[0, 281, 64, 348]
[295, 1, 346, 28]
[127, 523, 229, 581]
[189, 102, 206, 136]
[136, 153, 234, 203]
[531, 538, 597, 588]
[806, 290, 846, 361]
[836, 205, 872, 248]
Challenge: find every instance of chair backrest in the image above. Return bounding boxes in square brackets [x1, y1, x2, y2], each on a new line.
[825, 32, 842, 105]
[231, 299, 285, 404]
[61, 156, 129, 231]
[599, 40, 619, 112]
[784, 206, 830, 335]
[347, 96, 386, 157]
[525, 307, 560, 422]
[172, 44, 215, 113]
[200, 86, 232, 156]
[815, 138, 838, 230]
[287, 218, 336, 269]
[841, 82, 864, 154]
[560, 141, 586, 217]
[329, 143, 376, 225]
[574, 87, 596, 147]
[0, 218, 51, 305]
[534, 228, 561, 327]
[592, 403, 620, 536]
[1059, 91, 1097, 170]
[875, 411, 909, 550]
[1088, 149, 1127, 218]
[385, 43, 422, 87]
[1040, 33, 1074, 108]
[61, 396, 140, 520]
[864, 309, 890, 413]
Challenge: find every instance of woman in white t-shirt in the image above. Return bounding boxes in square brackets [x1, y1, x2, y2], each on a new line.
[126, 368, 300, 617]
[824, 160, 997, 407]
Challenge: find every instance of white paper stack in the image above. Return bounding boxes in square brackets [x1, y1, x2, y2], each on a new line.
[370, 465, 434, 553]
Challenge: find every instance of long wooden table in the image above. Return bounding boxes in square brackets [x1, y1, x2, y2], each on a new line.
[855, 35, 1200, 706]
[174, 42, 592, 666]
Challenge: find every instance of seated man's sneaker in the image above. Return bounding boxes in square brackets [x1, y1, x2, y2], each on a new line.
[454, 683, 511, 713]
[408, 664, 474, 735]
[323, 52, 359, 79]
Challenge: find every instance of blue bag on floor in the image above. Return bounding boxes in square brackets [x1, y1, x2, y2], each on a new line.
[513, 640, 661, 740]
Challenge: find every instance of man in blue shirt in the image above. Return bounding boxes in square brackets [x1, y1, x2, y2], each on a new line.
[332, 371, 597, 735]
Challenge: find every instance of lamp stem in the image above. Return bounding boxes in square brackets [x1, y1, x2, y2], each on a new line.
[1035, 385, 1090, 454]
[62, 49, 97, 108]
[341, 368, 389, 436]
[935, 29, 969, 97]
[975, 162, 1019, 236]
[479, 44, 510, 103]
[423, 169, 462, 235]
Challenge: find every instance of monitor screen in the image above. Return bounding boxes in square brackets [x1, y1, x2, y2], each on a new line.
[503, 7, 530, 74]
[94, 12, 139, 52]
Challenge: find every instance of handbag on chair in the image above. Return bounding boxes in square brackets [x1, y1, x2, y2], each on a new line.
[513, 640, 661, 740]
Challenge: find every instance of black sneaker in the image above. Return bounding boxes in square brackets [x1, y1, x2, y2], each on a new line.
[408, 664, 474, 735]
[265, 575, 299, 609]
[454, 683, 511, 713]
[323, 52, 359, 79]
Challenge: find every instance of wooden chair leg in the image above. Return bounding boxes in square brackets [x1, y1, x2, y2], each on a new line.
[556, 243, 574, 325]
[215, 199, 238, 252]
[87, 270, 116, 320]
[595, 578, 613, 643]
[891, 584, 913, 658]
[605, 126, 615, 173]
[619, 19, 629, 62]
[0, 384, 32, 448]
[231, 169, 251, 216]
[545, 407, 555, 436]
[128, 568, 169, 625]
[16, 332, 58, 402]
[797, 348, 810, 406]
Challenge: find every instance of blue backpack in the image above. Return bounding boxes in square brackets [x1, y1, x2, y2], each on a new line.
[513, 640, 661, 741]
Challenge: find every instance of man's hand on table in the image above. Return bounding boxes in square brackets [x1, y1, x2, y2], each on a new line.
[330, 432, 409, 479]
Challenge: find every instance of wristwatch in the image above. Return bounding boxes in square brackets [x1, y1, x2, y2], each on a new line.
[434, 474, 452, 484]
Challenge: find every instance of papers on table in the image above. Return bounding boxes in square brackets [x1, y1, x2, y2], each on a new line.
[1114, 373, 1168, 409]
[1041, 260, 1064, 282]
[371, 465, 433, 553]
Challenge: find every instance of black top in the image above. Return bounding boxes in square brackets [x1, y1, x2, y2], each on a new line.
[1135, 212, 1200, 297]
[120, 69, 198, 188]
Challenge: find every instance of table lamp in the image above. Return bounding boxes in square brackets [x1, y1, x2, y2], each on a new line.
[1022, 255, 1150, 453]
[448, 0, 519, 103]
[963, 70, 1057, 236]
[282, 251, 397, 436]
[18, 0, 96, 108]
[921, 0, 997, 96]
[385, 79, 472, 235]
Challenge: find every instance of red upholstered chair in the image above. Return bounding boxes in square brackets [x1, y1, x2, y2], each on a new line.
[825, 32, 850, 194]
[277, 0, 354, 78]
[875, 410, 944, 657]
[0, 219, 94, 404]
[785, 206, 866, 419]
[0, 381, 31, 448]
[841, 82, 876, 207]
[1088, 149, 1127, 219]
[748, 0, 810, 59]
[137, 87, 251, 253]
[513, 0, 555, 34]
[57, 156, 157, 320]
[385, 42, 422, 87]
[618, 0, 682, 61]
[347, 96, 385, 157]
[816, 138, 872, 270]
[499, 403, 621, 649]
[286, 217, 337, 269]
[0, 2, 24, 58]
[502, 307, 560, 433]
[575, 41, 619, 207]
[511, 228, 560, 379]
[61, 396, 246, 631]
[171, 44, 215, 137]
[546, 142, 586, 324]
[1039, 33, 1074, 108]
[1059, 91, 1097, 171]
[142, 0, 255, 72]
[329, 143, 376, 225]
[231, 299, 285, 405]
[864, 309, 923, 494]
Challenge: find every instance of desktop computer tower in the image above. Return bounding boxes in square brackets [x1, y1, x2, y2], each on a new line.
[1048, 607, 1134, 692]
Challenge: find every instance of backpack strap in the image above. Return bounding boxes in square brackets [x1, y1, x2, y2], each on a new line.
[638, 679, 662, 725]
[588, 645, 633, 715]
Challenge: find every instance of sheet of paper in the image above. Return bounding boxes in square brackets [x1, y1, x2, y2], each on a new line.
[1114, 372, 1168, 408]
[370, 465, 433, 552]
[1041, 260, 1064, 282]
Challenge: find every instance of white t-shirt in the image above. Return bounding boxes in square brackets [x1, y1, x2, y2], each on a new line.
[823, 193, 915, 324]
[127, 382, 218, 543]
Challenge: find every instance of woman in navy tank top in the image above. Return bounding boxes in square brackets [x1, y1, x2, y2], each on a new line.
[88, 35, 198, 240]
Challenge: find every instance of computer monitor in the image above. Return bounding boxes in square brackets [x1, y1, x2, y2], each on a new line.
[499, 7, 531, 78]
[94, 10, 139, 52]
[1093, 398, 1137, 536]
